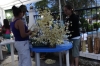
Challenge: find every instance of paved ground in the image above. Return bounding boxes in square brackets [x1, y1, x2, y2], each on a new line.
[1, 32, 100, 66]
[0, 46, 67, 66]
[1, 46, 100, 66]
[1, 52, 100, 66]
[0, 51, 66, 66]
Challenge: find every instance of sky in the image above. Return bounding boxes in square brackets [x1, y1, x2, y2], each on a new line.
[25, 1, 52, 16]
[25, 0, 100, 10]
[25, 0, 100, 16]
[26, 3, 35, 11]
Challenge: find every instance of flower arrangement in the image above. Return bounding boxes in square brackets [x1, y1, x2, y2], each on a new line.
[30, 8, 69, 47]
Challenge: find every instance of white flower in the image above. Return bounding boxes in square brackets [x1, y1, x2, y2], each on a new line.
[30, 8, 70, 46]
[70, 34, 72, 37]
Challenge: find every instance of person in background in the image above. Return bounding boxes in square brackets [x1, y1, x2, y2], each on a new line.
[2, 19, 11, 53]
[0, 22, 2, 36]
[10, 5, 32, 66]
[64, 4, 80, 66]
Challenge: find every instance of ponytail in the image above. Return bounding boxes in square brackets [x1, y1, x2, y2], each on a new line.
[12, 5, 22, 17]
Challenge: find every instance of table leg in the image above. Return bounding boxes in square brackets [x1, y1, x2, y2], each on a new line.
[0, 45, 3, 60]
[59, 52, 62, 66]
[10, 44, 14, 66]
[66, 50, 69, 66]
[35, 53, 40, 66]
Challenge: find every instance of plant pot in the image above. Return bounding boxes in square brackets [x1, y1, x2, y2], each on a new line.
[47, 42, 56, 48]
[49, 44, 56, 48]
[94, 37, 100, 54]
[47, 41, 56, 48]
[81, 40, 86, 52]
[32, 42, 49, 48]
[87, 36, 93, 53]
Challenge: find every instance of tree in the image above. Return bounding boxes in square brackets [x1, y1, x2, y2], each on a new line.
[35, 0, 95, 12]
[49, 0, 66, 12]
[66, 0, 95, 9]
[5, 9, 13, 22]
[35, 0, 67, 12]
[35, 0, 49, 9]
[49, 0, 95, 12]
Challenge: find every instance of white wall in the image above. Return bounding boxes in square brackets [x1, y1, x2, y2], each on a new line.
[0, 7, 5, 25]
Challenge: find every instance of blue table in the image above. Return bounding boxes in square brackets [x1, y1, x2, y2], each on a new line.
[31, 41, 72, 66]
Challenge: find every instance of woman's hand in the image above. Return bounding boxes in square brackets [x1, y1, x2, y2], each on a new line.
[33, 28, 38, 33]
[28, 31, 32, 35]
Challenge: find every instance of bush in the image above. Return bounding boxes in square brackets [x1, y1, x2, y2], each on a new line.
[93, 22, 100, 30]
[87, 24, 93, 32]
[80, 18, 88, 28]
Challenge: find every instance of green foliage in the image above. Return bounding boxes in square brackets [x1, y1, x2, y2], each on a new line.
[5, 9, 13, 21]
[35, 0, 95, 12]
[93, 22, 100, 30]
[98, 22, 100, 27]
[66, 0, 95, 9]
[80, 17, 88, 28]
[35, 0, 49, 9]
[79, 17, 100, 32]
[29, 38, 49, 47]
[79, 17, 97, 32]
[79, 17, 100, 31]
[87, 24, 93, 31]
[49, 0, 66, 12]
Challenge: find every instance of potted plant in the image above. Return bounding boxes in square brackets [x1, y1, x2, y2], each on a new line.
[87, 24, 93, 32]
[93, 22, 99, 30]
[30, 8, 69, 48]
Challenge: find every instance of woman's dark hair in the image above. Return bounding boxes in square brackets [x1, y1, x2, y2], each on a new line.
[64, 4, 74, 12]
[12, 5, 22, 17]
[3, 19, 10, 29]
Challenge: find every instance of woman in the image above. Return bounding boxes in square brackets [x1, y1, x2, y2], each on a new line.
[10, 6, 32, 66]
[19, 5, 33, 57]
[64, 4, 80, 66]
[2, 19, 11, 53]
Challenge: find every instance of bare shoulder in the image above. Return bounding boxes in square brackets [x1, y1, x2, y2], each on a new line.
[16, 19, 24, 25]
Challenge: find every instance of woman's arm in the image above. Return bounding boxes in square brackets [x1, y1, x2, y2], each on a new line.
[17, 20, 31, 38]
